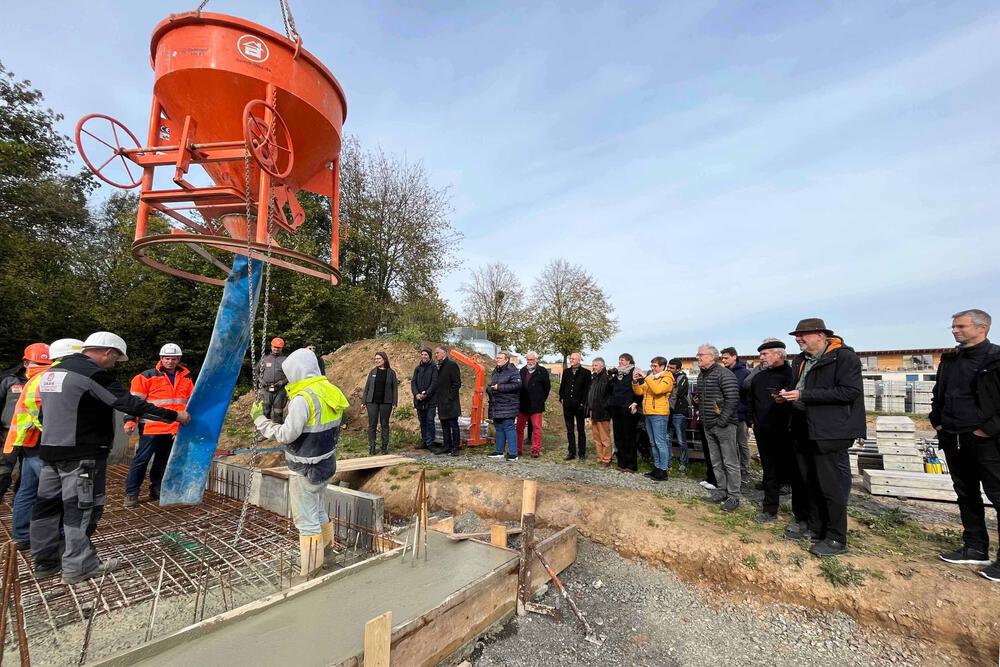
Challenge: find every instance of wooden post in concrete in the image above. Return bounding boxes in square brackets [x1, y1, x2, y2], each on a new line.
[520, 480, 537, 526]
[490, 524, 507, 548]
[517, 512, 536, 615]
[364, 610, 392, 667]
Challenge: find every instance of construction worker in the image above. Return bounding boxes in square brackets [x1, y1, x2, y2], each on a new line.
[251, 348, 348, 582]
[4, 339, 82, 550]
[122, 343, 195, 507]
[0, 343, 51, 503]
[259, 337, 289, 424]
[31, 332, 190, 584]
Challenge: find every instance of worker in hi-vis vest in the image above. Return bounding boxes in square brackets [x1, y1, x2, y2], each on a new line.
[258, 336, 289, 423]
[252, 348, 348, 582]
[0, 343, 51, 503]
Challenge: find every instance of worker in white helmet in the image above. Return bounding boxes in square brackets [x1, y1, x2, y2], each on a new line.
[122, 343, 195, 508]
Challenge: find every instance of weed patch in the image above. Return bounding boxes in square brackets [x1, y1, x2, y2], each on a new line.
[742, 554, 759, 569]
[820, 557, 866, 587]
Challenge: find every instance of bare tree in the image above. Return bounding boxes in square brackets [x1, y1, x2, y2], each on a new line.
[530, 258, 617, 366]
[338, 136, 459, 334]
[461, 262, 527, 348]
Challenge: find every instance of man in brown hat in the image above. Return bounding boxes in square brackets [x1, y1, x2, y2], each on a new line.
[777, 318, 864, 557]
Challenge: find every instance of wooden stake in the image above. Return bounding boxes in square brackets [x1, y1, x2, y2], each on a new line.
[363, 610, 392, 667]
[517, 513, 536, 616]
[490, 524, 507, 548]
[520, 480, 537, 525]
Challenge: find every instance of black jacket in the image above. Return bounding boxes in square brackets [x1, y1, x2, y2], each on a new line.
[790, 338, 865, 446]
[487, 362, 521, 420]
[518, 365, 551, 415]
[559, 365, 592, 410]
[749, 362, 794, 430]
[436, 357, 462, 420]
[608, 368, 636, 409]
[697, 363, 739, 429]
[588, 369, 613, 421]
[930, 339, 1000, 434]
[670, 371, 690, 417]
[0, 367, 28, 431]
[411, 360, 438, 408]
[976, 357, 1000, 438]
[363, 367, 398, 406]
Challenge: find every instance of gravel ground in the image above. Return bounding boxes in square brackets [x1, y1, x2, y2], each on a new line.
[463, 538, 942, 667]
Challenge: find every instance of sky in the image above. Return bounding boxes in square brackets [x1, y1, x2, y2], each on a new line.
[4, 1, 1000, 363]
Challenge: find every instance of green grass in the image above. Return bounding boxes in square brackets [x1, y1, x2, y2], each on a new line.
[660, 506, 677, 522]
[742, 554, 759, 569]
[819, 557, 866, 587]
[846, 506, 961, 555]
[765, 549, 781, 563]
[787, 553, 805, 569]
[738, 533, 754, 544]
[647, 518, 658, 528]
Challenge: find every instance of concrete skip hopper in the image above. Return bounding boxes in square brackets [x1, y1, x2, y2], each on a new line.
[91, 462, 578, 666]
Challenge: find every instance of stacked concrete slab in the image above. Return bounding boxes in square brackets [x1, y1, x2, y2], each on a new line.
[879, 381, 907, 413]
[875, 416, 922, 472]
[863, 379, 877, 412]
[907, 380, 935, 414]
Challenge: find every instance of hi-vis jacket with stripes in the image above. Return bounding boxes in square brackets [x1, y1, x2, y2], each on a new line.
[3, 364, 49, 454]
[124, 362, 194, 435]
[254, 349, 349, 484]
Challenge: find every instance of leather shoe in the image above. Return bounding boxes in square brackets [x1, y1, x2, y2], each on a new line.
[810, 539, 847, 557]
[564, 454, 576, 461]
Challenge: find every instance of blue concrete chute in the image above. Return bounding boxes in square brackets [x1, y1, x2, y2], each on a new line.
[160, 255, 262, 505]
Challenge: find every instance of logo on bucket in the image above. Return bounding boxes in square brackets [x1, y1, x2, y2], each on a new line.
[237, 35, 269, 63]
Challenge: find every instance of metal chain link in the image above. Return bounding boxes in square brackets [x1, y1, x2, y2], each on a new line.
[279, 0, 301, 42]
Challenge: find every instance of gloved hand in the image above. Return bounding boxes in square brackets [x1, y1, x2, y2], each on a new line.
[250, 401, 264, 421]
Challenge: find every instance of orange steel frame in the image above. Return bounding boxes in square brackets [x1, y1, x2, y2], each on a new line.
[129, 83, 341, 282]
[449, 350, 489, 446]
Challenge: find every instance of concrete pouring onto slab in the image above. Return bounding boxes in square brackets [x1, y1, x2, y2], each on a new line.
[94, 530, 519, 666]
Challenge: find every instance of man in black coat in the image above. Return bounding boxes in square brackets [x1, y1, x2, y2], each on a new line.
[411, 348, 438, 450]
[516, 351, 550, 458]
[559, 352, 592, 460]
[930, 309, 1000, 581]
[777, 318, 865, 558]
[433, 347, 462, 456]
[746, 339, 799, 524]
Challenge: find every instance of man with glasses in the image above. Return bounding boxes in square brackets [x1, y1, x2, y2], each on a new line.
[696, 345, 741, 511]
[777, 319, 864, 558]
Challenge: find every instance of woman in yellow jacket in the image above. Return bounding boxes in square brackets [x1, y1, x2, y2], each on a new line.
[633, 356, 675, 481]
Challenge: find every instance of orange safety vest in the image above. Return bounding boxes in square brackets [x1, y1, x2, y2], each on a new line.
[3, 364, 48, 453]
[124, 362, 194, 435]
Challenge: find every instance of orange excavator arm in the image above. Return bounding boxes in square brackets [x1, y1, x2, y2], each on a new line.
[449, 349, 490, 446]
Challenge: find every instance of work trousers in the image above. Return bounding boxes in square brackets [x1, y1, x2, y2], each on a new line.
[12, 453, 43, 545]
[939, 431, 1000, 557]
[705, 423, 741, 497]
[646, 415, 671, 471]
[125, 433, 173, 497]
[366, 403, 393, 454]
[792, 435, 852, 544]
[610, 406, 638, 471]
[736, 420, 750, 481]
[261, 385, 288, 424]
[416, 405, 436, 448]
[494, 417, 517, 456]
[670, 414, 689, 469]
[516, 413, 543, 456]
[562, 404, 587, 458]
[592, 420, 612, 464]
[755, 426, 803, 517]
[31, 456, 108, 578]
[0, 451, 18, 502]
[288, 473, 330, 536]
[440, 417, 461, 453]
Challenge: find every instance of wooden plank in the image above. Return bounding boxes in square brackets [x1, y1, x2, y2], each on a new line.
[444, 527, 522, 542]
[521, 480, 537, 524]
[364, 611, 392, 667]
[491, 524, 508, 548]
[338, 455, 411, 473]
[528, 526, 578, 592]
[429, 516, 454, 534]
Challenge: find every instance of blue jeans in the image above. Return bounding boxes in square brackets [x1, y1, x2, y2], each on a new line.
[494, 418, 517, 456]
[670, 414, 689, 468]
[646, 415, 670, 470]
[12, 454, 43, 544]
[125, 434, 174, 497]
[417, 405, 436, 447]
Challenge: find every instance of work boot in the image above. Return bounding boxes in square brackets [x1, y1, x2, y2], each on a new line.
[34, 563, 61, 579]
[755, 512, 777, 524]
[123, 495, 139, 508]
[783, 520, 806, 539]
[320, 522, 337, 567]
[63, 558, 121, 585]
[293, 534, 324, 585]
[721, 496, 741, 512]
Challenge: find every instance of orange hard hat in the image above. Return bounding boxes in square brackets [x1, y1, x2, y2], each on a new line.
[271, 337, 285, 348]
[23, 343, 51, 365]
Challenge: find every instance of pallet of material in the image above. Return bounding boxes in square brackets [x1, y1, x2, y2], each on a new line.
[874, 416, 916, 433]
[862, 469, 992, 506]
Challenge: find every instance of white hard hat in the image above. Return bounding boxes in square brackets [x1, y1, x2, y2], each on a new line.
[49, 338, 85, 360]
[81, 331, 129, 361]
[159, 343, 183, 357]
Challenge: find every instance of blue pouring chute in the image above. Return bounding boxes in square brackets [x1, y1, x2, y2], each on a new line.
[160, 254, 262, 505]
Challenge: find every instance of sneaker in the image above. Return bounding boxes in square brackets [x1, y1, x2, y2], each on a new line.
[810, 539, 847, 558]
[34, 564, 61, 579]
[506, 455, 519, 462]
[980, 562, 1000, 582]
[755, 512, 777, 524]
[783, 520, 806, 539]
[939, 547, 991, 565]
[677, 466, 687, 475]
[721, 496, 741, 512]
[706, 490, 728, 504]
[63, 558, 121, 585]
[487, 453, 505, 459]
[123, 495, 139, 508]
[657, 469, 669, 481]
[644, 471, 659, 479]
[700, 481, 717, 490]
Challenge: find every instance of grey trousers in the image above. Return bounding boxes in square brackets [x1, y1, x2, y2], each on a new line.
[366, 403, 393, 453]
[736, 421, 750, 480]
[705, 424, 741, 497]
[31, 457, 107, 577]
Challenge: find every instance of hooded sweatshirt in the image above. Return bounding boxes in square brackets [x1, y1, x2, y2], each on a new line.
[254, 348, 350, 483]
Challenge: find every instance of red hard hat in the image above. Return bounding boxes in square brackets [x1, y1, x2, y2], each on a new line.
[23, 343, 51, 365]
[271, 337, 285, 348]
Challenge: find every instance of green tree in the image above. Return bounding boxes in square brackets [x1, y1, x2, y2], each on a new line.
[461, 262, 527, 349]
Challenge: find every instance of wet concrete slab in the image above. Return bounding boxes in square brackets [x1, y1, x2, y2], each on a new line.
[105, 530, 517, 667]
